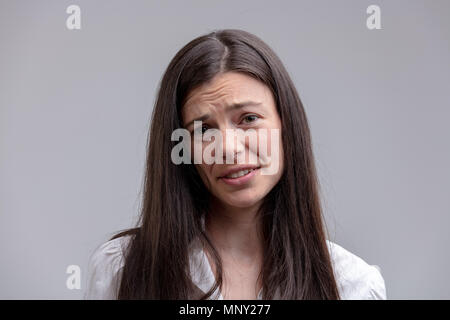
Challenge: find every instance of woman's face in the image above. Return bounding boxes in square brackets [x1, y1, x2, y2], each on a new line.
[181, 71, 284, 209]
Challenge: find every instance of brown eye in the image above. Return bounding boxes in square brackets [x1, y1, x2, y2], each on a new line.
[242, 115, 258, 123]
[201, 125, 209, 134]
[192, 125, 209, 136]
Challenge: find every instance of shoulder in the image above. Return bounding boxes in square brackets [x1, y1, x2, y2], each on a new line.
[84, 234, 133, 299]
[326, 240, 387, 300]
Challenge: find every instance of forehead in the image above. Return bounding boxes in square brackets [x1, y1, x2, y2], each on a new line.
[182, 71, 273, 115]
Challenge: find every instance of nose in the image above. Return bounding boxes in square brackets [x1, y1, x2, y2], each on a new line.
[221, 128, 245, 164]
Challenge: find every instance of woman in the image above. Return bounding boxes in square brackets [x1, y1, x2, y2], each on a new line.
[84, 29, 386, 300]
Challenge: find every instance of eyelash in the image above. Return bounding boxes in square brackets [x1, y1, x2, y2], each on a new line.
[241, 114, 259, 124]
[192, 114, 260, 134]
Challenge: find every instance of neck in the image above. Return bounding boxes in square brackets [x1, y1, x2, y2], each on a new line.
[205, 199, 264, 257]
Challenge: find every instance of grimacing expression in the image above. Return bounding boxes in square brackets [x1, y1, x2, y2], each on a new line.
[181, 71, 284, 209]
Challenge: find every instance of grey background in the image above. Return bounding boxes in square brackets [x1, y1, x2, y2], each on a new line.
[1, 0, 449, 299]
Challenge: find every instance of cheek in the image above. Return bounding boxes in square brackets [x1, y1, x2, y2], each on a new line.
[256, 129, 284, 175]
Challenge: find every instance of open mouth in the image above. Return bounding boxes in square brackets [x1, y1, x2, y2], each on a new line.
[222, 167, 260, 179]
[219, 166, 261, 185]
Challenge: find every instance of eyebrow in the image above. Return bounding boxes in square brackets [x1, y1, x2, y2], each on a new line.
[184, 101, 262, 129]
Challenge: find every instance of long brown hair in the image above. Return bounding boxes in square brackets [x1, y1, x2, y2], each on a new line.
[110, 29, 340, 299]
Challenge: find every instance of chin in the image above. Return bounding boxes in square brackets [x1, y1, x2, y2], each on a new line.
[216, 188, 266, 209]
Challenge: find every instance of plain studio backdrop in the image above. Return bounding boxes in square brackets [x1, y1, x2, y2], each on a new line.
[1, 0, 449, 299]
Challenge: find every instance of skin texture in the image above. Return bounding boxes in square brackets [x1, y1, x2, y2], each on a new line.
[181, 71, 284, 299]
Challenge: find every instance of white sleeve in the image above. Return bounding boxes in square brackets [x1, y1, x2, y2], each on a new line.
[326, 240, 387, 300]
[365, 265, 387, 300]
[83, 237, 128, 300]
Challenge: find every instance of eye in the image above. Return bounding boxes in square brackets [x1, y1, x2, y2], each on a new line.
[241, 114, 259, 124]
[193, 125, 209, 135]
[201, 124, 210, 134]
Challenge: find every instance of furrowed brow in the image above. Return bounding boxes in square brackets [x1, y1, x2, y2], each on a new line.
[184, 101, 261, 128]
[225, 101, 261, 111]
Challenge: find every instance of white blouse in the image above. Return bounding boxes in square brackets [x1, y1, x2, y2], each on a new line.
[84, 232, 387, 300]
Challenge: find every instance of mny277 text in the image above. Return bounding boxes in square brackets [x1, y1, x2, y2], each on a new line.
[179, 304, 271, 317]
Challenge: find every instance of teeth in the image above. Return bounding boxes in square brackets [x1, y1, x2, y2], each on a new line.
[225, 169, 255, 179]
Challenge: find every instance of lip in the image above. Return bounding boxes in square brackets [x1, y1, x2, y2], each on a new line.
[218, 165, 260, 179]
[218, 165, 260, 186]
